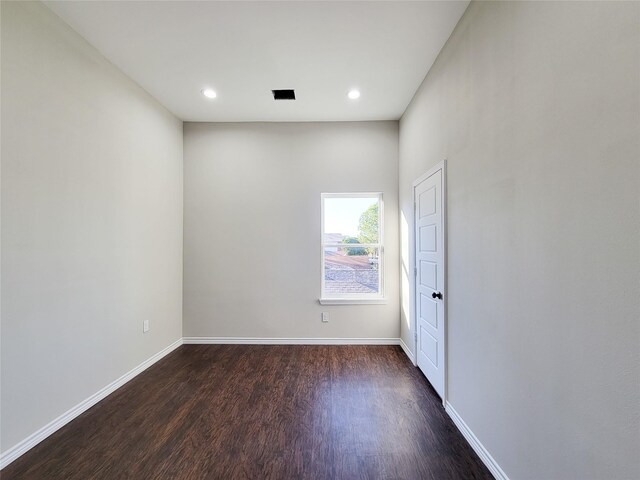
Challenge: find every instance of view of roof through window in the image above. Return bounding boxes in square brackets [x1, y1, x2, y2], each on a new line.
[322, 195, 382, 297]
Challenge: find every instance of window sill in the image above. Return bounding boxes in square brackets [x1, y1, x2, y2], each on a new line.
[318, 298, 387, 305]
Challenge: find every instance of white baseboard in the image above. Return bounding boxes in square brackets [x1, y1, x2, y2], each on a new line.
[182, 337, 401, 345]
[445, 402, 509, 480]
[0, 338, 183, 470]
[399, 338, 416, 365]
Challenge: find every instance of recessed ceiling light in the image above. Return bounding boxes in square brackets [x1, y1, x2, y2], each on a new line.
[348, 89, 361, 100]
[201, 88, 217, 99]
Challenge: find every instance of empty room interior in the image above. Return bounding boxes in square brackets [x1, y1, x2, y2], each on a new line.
[1, 1, 639, 479]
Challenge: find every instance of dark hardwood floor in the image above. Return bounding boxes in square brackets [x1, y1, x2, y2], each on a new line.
[2, 345, 493, 479]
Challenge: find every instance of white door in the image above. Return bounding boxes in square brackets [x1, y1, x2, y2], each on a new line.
[414, 166, 445, 398]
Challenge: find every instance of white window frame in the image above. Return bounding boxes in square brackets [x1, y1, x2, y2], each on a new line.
[319, 192, 386, 305]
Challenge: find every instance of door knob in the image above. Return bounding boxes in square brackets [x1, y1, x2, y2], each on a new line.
[432, 291, 443, 300]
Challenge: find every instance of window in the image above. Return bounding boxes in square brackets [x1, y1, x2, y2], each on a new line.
[320, 193, 385, 304]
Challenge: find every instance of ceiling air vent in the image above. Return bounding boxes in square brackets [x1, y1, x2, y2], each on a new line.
[272, 89, 295, 100]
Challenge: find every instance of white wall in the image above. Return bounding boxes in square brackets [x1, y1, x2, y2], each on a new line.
[399, 2, 639, 479]
[1, 1, 183, 453]
[183, 122, 399, 339]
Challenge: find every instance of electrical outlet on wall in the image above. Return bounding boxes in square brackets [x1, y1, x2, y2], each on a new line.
[143, 320, 150, 333]
[321, 312, 329, 323]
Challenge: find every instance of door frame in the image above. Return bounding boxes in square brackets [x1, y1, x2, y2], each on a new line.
[412, 159, 448, 405]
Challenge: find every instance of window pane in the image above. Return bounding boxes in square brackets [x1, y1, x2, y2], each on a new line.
[324, 247, 380, 296]
[323, 197, 379, 244]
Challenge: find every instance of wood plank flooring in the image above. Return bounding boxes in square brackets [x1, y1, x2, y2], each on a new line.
[2, 345, 493, 479]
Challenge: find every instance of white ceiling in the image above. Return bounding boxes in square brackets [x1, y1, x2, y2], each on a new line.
[44, 1, 469, 122]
